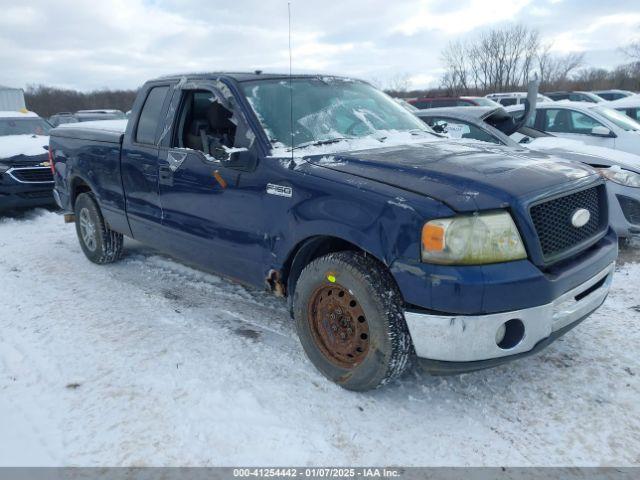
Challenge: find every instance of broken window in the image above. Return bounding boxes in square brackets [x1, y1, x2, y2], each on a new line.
[172, 90, 237, 156]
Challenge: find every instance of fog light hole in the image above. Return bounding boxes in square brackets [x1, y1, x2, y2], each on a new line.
[496, 319, 525, 350]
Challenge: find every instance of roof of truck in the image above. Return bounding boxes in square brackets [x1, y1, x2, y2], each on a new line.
[154, 72, 360, 83]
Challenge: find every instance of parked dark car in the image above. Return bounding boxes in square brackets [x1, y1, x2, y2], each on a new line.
[408, 96, 499, 109]
[593, 90, 635, 101]
[545, 91, 605, 103]
[50, 73, 616, 390]
[74, 109, 126, 122]
[0, 111, 55, 210]
[49, 112, 79, 127]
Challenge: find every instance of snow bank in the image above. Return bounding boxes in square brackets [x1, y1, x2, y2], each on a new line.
[0, 134, 48, 158]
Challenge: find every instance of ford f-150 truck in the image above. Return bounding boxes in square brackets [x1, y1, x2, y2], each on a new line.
[50, 73, 618, 391]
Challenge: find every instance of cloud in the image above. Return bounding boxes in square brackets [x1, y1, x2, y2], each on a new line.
[392, 0, 532, 35]
[0, 0, 637, 92]
[547, 12, 640, 53]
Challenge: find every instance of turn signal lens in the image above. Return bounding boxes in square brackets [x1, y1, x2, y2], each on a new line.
[422, 224, 445, 252]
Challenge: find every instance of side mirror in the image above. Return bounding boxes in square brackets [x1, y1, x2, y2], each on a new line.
[591, 126, 614, 137]
[431, 122, 448, 134]
[225, 147, 258, 172]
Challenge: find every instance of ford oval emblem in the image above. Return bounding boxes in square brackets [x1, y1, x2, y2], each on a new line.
[571, 208, 591, 228]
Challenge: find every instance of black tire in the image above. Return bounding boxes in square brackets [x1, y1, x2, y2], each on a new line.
[74, 192, 123, 264]
[293, 251, 412, 391]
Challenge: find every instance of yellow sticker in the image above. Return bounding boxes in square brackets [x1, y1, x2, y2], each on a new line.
[327, 274, 336, 283]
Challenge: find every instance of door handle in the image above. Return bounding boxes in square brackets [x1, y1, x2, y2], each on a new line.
[158, 165, 173, 186]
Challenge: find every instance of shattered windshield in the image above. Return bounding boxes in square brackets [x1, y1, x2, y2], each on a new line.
[241, 77, 432, 150]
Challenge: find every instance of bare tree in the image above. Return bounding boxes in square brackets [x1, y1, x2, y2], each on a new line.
[441, 40, 469, 94]
[440, 24, 540, 93]
[537, 45, 584, 90]
[385, 73, 412, 94]
[24, 85, 138, 118]
[621, 39, 640, 62]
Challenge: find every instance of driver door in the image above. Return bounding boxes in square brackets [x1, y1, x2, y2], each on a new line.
[157, 85, 266, 285]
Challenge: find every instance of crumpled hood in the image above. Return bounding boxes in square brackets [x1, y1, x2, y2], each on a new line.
[304, 139, 597, 211]
[0, 134, 49, 162]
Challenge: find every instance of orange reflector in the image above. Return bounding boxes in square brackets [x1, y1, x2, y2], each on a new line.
[213, 170, 227, 189]
[422, 224, 445, 252]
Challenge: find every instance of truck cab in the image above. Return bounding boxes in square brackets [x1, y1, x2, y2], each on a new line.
[50, 73, 618, 390]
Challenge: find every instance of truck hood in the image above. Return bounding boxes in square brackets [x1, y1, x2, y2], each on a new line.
[303, 139, 596, 211]
[0, 134, 49, 162]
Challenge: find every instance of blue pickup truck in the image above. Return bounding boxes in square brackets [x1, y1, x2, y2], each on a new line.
[50, 73, 618, 390]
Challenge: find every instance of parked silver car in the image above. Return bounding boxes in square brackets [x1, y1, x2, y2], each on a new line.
[416, 106, 640, 238]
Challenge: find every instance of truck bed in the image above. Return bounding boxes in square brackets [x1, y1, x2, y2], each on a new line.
[50, 119, 131, 235]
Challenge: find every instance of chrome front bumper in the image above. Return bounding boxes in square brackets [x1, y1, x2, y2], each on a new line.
[405, 262, 615, 363]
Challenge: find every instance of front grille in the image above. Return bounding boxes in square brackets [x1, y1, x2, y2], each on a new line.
[9, 167, 53, 183]
[617, 195, 640, 225]
[530, 185, 607, 262]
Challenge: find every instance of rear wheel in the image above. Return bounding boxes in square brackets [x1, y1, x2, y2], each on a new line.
[74, 192, 123, 264]
[293, 251, 412, 391]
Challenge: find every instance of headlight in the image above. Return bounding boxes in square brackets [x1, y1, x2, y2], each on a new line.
[0, 164, 9, 173]
[421, 211, 527, 265]
[599, 167, 640, 188]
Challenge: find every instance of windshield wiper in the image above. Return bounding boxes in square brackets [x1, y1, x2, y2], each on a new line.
[292, 137, 353, 150]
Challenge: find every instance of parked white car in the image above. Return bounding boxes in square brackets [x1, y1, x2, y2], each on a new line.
[506, 101, 640, 156]
[486, 92, 553, 106]
[606, 94, 640, 123]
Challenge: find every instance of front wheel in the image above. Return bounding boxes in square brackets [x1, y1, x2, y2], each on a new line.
[293, 251, 413, 391]
[74, 192, 124, 264]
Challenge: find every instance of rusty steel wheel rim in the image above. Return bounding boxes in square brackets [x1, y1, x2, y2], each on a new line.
[307, 283, 370, 369]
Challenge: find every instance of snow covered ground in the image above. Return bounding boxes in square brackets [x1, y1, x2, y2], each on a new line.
[0, 209, 639, 467]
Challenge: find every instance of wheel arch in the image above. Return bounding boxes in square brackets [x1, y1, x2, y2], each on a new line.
[69, 175, 94, 209]
[282, 235, 399, 313]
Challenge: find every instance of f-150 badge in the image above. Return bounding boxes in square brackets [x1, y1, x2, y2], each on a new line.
[266, 183, 292, 198]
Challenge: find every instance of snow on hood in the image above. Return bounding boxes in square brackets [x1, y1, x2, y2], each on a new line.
[0, 134, 49, 159]
[302, 139, 595, 212]
[268, 130, 440, 159]
[525, 137, 640, 173]
[56, 119, 128, 133]
[607, 94, 640, 109]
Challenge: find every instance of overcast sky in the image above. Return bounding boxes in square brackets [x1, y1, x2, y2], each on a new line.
[1, 0, 639, 91]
